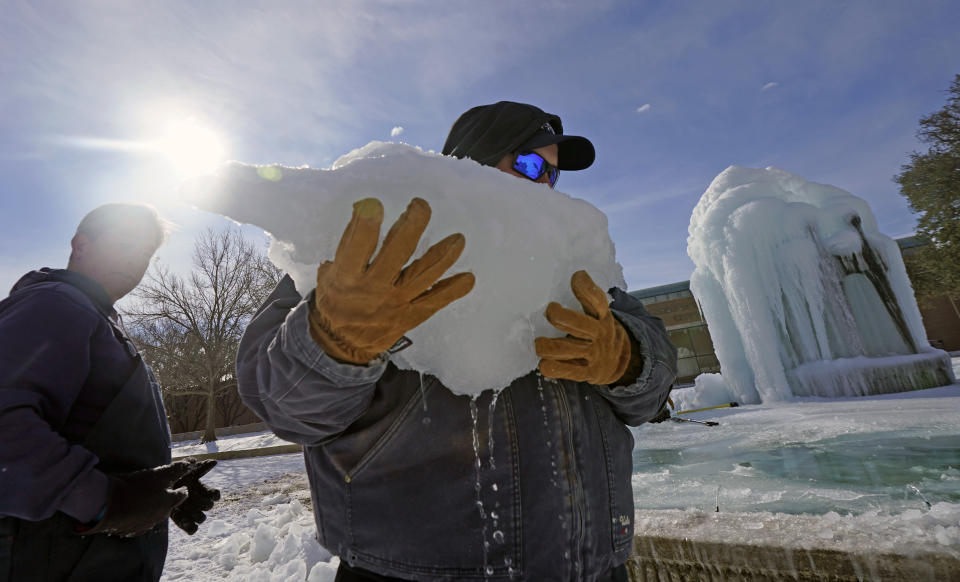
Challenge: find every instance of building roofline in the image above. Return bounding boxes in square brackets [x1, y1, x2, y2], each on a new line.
[630, 235, 925, 297]
[629, 280, 691, 299]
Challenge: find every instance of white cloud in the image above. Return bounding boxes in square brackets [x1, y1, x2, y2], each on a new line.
[636, 104, 651, 113]
[762, 82, 779, 91]
[390, 126, 404, 137]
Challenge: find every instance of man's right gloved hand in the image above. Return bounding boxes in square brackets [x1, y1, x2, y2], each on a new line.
[648, 396, 676, 424]
[309, 197, 476, 364]
[79, 461, 197, 538]
[170, 458, 220, 535]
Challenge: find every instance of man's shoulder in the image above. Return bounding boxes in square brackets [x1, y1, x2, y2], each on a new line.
[2, 280, 103, 325]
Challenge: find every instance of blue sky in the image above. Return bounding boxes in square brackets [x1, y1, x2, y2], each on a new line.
[2, 0, 959, 295]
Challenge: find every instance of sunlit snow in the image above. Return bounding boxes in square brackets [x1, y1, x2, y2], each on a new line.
[172, 431, 293, 458]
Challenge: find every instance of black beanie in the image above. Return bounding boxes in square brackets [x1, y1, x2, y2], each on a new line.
[441, 101, 594, 170]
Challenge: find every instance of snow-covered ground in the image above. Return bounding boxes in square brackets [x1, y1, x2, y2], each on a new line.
[161, 453, 335, 582]
[172, 431, 294, 458]
[163, 364, 960, 580]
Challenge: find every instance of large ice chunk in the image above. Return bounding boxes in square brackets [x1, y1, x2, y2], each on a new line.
[184, 142, 624, 395]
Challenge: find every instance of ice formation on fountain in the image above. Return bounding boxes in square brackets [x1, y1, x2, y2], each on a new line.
[686, 166, 954, 404]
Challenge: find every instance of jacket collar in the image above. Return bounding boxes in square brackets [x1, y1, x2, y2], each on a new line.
[11, 268, 117, 320]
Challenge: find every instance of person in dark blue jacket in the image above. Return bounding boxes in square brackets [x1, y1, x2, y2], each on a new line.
[237, 102, 677, 582]
[0, 203, 219, 582]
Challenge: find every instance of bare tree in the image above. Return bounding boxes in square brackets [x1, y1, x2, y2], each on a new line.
[162, 392, 205, 434]
[126, 227, 283, 442]
[215, 389, 252, 428]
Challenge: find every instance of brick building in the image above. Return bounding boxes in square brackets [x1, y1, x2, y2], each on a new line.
[628, 281, 719, 385]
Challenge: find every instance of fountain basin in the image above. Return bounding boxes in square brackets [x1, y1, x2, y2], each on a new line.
[787, 351, 954, 397]
[627, 534, 960, 582]
[633, 384, 960, 516]
[628, 383, 960, 579]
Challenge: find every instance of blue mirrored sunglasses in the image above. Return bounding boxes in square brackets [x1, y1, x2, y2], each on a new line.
[513, 151, 559, 188]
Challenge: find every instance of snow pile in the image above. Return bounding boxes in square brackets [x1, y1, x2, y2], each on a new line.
[686, 166, 951, 403]
[675, 372, 736, 411]
[162, 464, 338, 582]
[184, 142, 624, 395]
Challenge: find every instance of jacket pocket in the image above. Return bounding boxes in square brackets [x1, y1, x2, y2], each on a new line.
[343, 376, 428, 482]
[593, 402, 636, 553]
[344, 384, 522, 579]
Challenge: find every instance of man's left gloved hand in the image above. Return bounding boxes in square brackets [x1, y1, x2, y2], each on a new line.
[170, 458, 220, 535]
[535, 270, 635, 386]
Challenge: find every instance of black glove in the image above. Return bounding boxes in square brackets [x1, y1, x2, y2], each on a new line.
[80, 461, 196, 538]
[648, 396, 675, 424]
[648, 405, 672, 423]
[170, 458, 220, 535]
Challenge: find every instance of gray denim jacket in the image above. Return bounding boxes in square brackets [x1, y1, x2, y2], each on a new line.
[237, 276, 676, 581]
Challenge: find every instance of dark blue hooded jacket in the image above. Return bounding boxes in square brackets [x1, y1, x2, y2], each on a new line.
[0, 268, 137, 523]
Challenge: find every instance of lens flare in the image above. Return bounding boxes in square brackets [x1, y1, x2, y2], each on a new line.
[152, 118, 225, 176]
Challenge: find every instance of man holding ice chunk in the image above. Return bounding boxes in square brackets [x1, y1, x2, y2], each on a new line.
[237, 101, 677, 581]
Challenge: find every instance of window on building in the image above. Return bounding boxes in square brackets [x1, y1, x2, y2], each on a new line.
[677, 357, 700, 379]
[689, 325, 714, 354]
[696, 353, 721, 373]
[668, 329, 695, 358]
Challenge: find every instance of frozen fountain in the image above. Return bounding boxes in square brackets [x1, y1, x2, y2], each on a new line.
[656, 166, 960, 579]
[685, 166, 954, 404]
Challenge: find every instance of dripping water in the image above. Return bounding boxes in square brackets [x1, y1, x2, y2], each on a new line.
[487, 391, 499, 470]
[470, 396, 490, 577]
[419, 372, 428, 411]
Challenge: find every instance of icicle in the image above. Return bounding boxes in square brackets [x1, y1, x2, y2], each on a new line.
[536, 373, 549, 428]
[419, 372, 428, 412]
[417, 372, 431, 425]
[470, 396, 490, 577]
[487, 391, 499, 470]
[536, 373, 562, 490]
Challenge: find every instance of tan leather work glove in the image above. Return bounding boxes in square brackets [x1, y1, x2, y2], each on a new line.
[534, 270, 633, 385]
[308, 197, 475, 364]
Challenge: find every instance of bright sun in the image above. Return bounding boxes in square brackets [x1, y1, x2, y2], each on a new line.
[151, 117, 226, 176]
